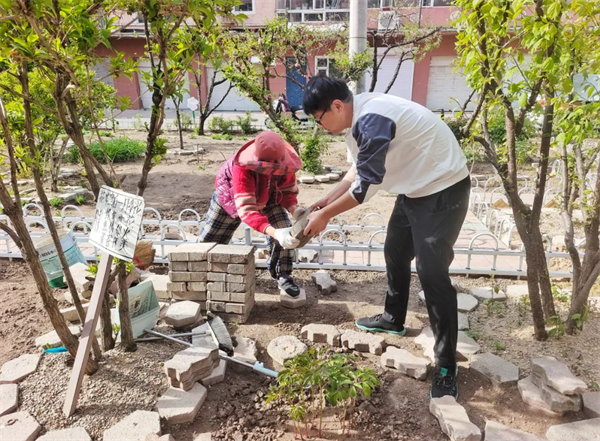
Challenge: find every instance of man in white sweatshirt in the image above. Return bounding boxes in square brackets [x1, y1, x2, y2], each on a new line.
[303, 76, 470, 399]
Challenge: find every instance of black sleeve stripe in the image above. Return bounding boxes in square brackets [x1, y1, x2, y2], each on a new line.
[351, 114, 396, 204]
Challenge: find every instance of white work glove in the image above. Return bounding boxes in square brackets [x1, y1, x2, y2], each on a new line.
[273, 227, 301, 249]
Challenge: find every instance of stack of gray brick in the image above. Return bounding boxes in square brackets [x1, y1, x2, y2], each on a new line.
[164, 346, 220, 391]
[167, 243, 217, 309]
[206, 244, 256, 323]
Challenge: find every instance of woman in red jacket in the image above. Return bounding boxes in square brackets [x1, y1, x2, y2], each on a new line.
[200, 131, 303, 296]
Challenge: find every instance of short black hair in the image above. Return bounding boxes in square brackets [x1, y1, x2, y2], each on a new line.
[302, 75, 353, 116]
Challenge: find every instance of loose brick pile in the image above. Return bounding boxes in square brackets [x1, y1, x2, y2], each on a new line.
[164, 346, 220, 391]
[206, 245, 256, 323]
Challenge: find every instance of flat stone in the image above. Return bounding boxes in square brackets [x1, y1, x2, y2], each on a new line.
[35, 325, 81, 348]
[531, 356, 587, 395]
[191, 323, 217, 350]
[380, 347, 430, 380]
[0, 384, 18, 416]
[469, 287, 507, 301]
[314, 174, 330, 183]
[457, 312, 469, 330]
[164, 346, 219, 388]
[484, 420, 546, 441]
[300, 324, 341, 346]
[429, 396, 481, 441]
[415, 327, 435, 362]
[471, 353, 519, 385]
[506, 284, 529, 299]
[457, 293, 478, 312]
[546, 418, 600, 441]
[326, 172, 341, 181]
[201, 359, 227, 386]
[169, 242, 217, 261]
[341, 330, 385, 355]
[267, 335, 307, 366]
[456, 331, 481, 360]
[208, 244, 255, 264]
[280, 288, 307, 309]
[0, 353, 42, 384]
[518, 376, 570, 415]
[232, 336, 257, 372]
[60, 304, 89, 323]
[36, 427, 92, 441]
[311, 270, 337, 295]
[298, 176, 315, 184]
[69, 262, 92, 292]
[531, 374, 582, 413]
[583, 391, 600, 418]
[103, 410, 161, 441]
[297, 249, 318, 262]
[156, 383, 207, 424]
[164, 301, 202, 329]
[0, 411, 41, 441]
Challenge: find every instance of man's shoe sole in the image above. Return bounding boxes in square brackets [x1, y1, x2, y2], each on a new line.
[430, 390, 459, 400]
[355, 322, 407, 336]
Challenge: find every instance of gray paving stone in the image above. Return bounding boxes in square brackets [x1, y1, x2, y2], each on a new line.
[36, 427, 92, 441]
[267, 335, 308, 366]
[298, 175, 315, 184]
[60, 304, 89, 323]
[0, 353, 42, 384]
[164, 301, 202, 329]
[69, 262, 92, 292]
[531, 356, 587, 395]
[457, 293, 479, 312]
[300, 324, 341, 346]
[484, 420, 546, 441]
[35, 325, 81, 348]
[546, 418, 600, 441]
[415, 326, 435, 362]
[429, 396, 481, 441]
[380, 347, 430, 380]
[326, 172, 341, 181]
[0, 411, 41, 441]
[208, 244, 255, 264]
[583, 391, 600, 418]
[314, 174, 330, 183]
[531, 374, 582, 413]
[156, 383, 207, 424]
[201, 359, 227, 386]
[169, 242, 216, 261]
[0, 383, 18, 416]
[169, 261, 189, 271]
[470, 353, 519, 385]
[341, 330, 385, 355]
[518, 376, 569, 415]
[506, 284, 529, 299]
[103, 410, 161, 441]
[280, 288, 307, 309]
[311, 270, 337, 295]
[469, 287, 507, 302]
[191, 323, 217, 350]
[456, 331, 481, 360]
[457, 312, 469, 330]
[189, 261, 209, 272]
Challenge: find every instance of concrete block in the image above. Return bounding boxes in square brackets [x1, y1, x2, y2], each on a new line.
[227, 282, 250, 293]
[380, 347, 430, 380]
[341, 330, 385, 355]
[201, 359, 226, 386]
[230, 289, 254, 304]
[163, 301, 202, 329]
[280, 288, 306, 309]
[169, 242, 216, 262]
[583, 391, 600, 418]
[298, 175, 315, 184]
[267, 335, 308, 366]
[469, 287, 507, 302]
[187, 282, 207, 292]
[225, 295, 254, 315]
[546, 418, 600, 441]
[103, 410, 161, 441]
[35, 325, 81, 348]
[207, 272, 227, 282]
[226, 273, 255, 284]
[145, 274, 169, 300]
[169, 261, 188, 272]
[208, 262, 228, 273]
[188, 272, 206, 282]
[171, 291, 206, 302]
[456, 331, 481, 360]
[484, 421, 546, 441]
[300, 324, 341, 346]
[37, 427, 92, 441]
[0, 353, 42, 384]
[207, 282, 226, 292]
[314, 175, 330, 183]
[167, 282, 186, 292]
[60, 304, 89, 322]
[429, 396, 481, 441]
[0, 411, 41, 441]
[457, 293, 479, 312]
[189, 261, 208, 272]
[326, 172, 340, 181]
[518, 376, 567, 415]
[0, 383, 18, 416]
[169, 271, 191, 282]
[208, 244, 255, 264]
[206, 300, 226, 312]
[311, 270, 337, 295]
[164, 347, 219, 384]
[228, 262, 255, 275]
[531, 356, 587, 395]
[156, 383, 207, 424]
[471, 353, 519, 385]
[531, 374, 582, 413]
[208, 291, 230, 302]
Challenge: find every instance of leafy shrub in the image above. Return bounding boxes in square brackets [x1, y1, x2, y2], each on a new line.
[208, 116, 234, 134]
[443, 115, 469, 144]
[65, 138, 145, 164]
[300, 130, 329, 175]
[237, 112, 255, 135]
[211, 133, 233, 141]
[49, 197, 63, 208]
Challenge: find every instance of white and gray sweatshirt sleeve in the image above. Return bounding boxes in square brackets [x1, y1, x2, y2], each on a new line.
[348, 113, 396, 204]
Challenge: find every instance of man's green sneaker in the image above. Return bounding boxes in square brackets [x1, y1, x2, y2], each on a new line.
[355, 314, 407, 336]
[430, 365, 458, 399]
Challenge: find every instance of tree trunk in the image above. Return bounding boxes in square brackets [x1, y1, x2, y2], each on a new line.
[100, 286, 115, 351]
[198, 114, 207, 136]
[176, 102, 184, 150]
[117, 262, 136, 352]
[50, 138, 69, 193]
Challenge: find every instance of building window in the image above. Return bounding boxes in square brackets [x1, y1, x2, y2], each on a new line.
[234, 0, 253, 12]
[315, 57, 342, 78]
[422, 0, 453, 6]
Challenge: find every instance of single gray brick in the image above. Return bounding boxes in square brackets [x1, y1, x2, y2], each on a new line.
[188, 282, 207, 292]
[230, 288, 254, 304]
[228, 262, 255, 275]
[169, 261, 188, 271]
[169, 242, 216, 261]
[189, 272, 207, 282]
[227, 282, 250, 293]
[208, 262, 229, 273]
[207, 272, 227, 282]
[225, 296, 254, 314]
[207, 282, 226, 292]
[207, 300, 226, 312]
[189, 261, 208, 272]
[169, 271, 191, 282]
[208, 291, 230, 302]
[208, 244, 255, 264]
[171, 291, 206, 301]
[167, 281, 186, 292]
[226, 273, 255, 284]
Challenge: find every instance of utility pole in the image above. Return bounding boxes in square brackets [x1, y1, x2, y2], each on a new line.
[349, 0, 367, 94]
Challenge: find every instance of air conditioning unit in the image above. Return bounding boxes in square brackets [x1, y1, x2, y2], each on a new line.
[378, 11, 399, 31]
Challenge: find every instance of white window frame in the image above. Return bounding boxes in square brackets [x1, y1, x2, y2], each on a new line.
[234, 0, 255, 14]
[315, 56, 332, 76]
[422, 0, 453, 7]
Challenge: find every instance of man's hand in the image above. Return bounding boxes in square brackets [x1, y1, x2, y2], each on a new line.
[273, 227, 301, 249]
[309, 197, 329, 211]
[304, 210, 330, 236]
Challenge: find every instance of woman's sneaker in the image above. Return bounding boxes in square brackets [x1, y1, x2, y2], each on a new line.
[355, 314, 407, 336]
[278, 277, 300, 297]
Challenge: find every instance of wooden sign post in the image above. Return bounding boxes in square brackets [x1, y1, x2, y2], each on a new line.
[63, 186, 145, 417]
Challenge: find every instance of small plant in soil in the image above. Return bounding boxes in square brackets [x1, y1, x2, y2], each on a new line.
[266, 348, 380, 439]
[484, 299, 506, 317]
[492, 339, 506, 351]
[547, 315, 565, 337]
[49, 197, 63, 208]
[551, 284, 570, 303]
[211, 133, 233, 141]
[74, 195, 86, 205]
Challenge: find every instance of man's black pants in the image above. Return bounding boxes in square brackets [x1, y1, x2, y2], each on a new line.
[382, 176, 470, 367]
